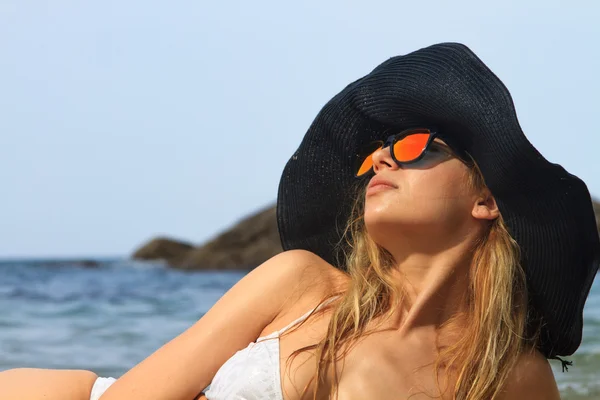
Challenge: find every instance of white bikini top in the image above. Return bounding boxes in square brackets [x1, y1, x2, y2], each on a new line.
[204, 298, 337, 400]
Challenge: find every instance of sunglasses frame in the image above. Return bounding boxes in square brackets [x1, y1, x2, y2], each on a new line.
[354, 128, 462, 177]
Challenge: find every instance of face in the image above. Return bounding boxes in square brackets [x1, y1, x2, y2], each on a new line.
[363, 138, 481, 252]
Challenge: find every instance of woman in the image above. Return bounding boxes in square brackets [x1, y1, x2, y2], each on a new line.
[1, 43, 598, 400]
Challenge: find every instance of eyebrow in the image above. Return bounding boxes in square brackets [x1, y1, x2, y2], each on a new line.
[432, 140, 475, 166]
[431, 141, 455, 154]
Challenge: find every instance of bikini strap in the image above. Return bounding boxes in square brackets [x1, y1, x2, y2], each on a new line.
[257, 296, 339, 341]
[278, 296, 339, 335]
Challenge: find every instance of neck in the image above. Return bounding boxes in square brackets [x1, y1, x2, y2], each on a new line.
[387, 230, 477, 337]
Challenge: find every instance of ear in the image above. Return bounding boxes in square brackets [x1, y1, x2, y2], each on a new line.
[471, 190, 500, 221]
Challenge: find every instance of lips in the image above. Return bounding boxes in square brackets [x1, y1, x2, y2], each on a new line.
[366, 176, 397, 195]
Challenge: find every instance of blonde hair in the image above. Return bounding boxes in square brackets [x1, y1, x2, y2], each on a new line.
[286, 161, 535, 399]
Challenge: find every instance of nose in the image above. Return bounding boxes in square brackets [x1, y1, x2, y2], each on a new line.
[371, 145, 398, 174]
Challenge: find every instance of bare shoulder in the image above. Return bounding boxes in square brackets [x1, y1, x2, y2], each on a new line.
[226, 249, 347, 314]
[263, 249, 349, 310]
[498, 349, 561, 400]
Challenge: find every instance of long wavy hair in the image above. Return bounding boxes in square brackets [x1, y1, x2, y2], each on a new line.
[285, 160, 537, 400]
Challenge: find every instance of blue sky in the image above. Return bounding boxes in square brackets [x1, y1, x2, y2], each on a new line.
[1, 1, 598, 258]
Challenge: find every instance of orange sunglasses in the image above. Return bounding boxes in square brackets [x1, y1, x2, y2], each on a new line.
[354, 128, 466, 177]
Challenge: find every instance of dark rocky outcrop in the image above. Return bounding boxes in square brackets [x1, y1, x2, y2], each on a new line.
[34, 259, 102, 268]
[132, 205, 281, 270]
[133, 199, 600, 271]
[594, 200, 600, 236]
[175, 205, 281, 270]
[132, 237, 195, 266]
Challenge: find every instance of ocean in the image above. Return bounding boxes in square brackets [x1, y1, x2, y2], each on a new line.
[0, 259, 598, 399]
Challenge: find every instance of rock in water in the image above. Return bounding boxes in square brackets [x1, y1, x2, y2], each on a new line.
[132, 205, 282, 270]
[174, 205, 282, 270]
[132, 237, 195, 266]
[594, 199, 600, 238]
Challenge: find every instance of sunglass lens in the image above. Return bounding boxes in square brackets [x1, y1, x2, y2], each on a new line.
[355, 141, 383, 177]
[393, 133, 431, 162]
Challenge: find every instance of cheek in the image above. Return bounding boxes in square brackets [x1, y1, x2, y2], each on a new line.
[417, 169, 474, 218]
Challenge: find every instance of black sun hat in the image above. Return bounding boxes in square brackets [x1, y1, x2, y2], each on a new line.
[276, 42, 600, 358]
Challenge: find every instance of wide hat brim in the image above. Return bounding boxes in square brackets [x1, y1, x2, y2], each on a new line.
[276, 42, 600, 357]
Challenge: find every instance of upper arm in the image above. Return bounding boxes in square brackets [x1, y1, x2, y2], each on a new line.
[101, 249, 339, 400]
[498, 350, 561, 400]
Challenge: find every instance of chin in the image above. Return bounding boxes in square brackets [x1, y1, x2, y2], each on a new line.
[363, 212, 405, 239]
[364, 208, 452, 240]
[363, 202, 418, 227]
